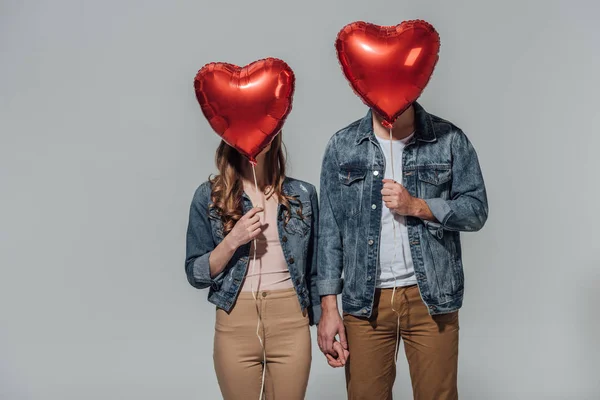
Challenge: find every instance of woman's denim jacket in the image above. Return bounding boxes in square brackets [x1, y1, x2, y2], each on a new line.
[185, 177, 321, 325]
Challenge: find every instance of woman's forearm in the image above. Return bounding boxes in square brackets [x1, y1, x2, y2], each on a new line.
[208, 235, 239, 278]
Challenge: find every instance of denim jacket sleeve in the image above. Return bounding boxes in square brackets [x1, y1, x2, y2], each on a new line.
[306, 186, 322, 325]
[316, 138, 345, 297]
[185, 183, 226, 290]
[424, 130, 489, 234]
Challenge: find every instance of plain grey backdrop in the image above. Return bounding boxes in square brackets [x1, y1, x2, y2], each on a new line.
[1, 0, 599, 399]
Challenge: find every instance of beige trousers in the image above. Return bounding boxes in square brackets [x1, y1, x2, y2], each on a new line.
[344, 285, 460, 400]
[213, 288, 311, 400]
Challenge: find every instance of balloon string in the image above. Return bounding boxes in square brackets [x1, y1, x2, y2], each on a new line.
[249, 162, 266, 400]
[388, 127, 405, 363]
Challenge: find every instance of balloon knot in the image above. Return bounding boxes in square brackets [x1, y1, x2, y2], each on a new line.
[381, 120, 394, 129]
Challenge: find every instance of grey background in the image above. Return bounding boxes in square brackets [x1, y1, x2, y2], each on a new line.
[1, 0, 599, 399]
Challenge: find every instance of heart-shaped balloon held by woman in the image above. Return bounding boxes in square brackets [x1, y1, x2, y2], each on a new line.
[194, 58, 295, 164]
[336, 20, 440, 127]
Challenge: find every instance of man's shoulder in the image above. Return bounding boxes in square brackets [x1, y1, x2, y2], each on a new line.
[327, 117, 364, 149]
[428, 112, 464, 139]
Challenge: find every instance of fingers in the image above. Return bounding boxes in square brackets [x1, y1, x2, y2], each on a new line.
[326, 353, 343, 368]
[319, 325, 336, 355]
[332, 341, 347, 365]
[249, 219, 262, 231]
[317, 327, 330, 355]
[244, 207, 264, 219]
[382, 181, 407, 194]
[325, 344, 349, 368]
[247, 214, 260, 225]
[322, 335, 335, 356]
[382, 182, 404, 193]
[249, 226, 263, 239]
[383, 198, 397, 208]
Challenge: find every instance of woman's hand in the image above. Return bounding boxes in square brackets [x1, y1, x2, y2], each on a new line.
[209, 207, 264, 278]
[224, 207, 264, 250]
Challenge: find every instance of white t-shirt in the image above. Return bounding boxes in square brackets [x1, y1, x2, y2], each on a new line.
[375, 133, 417, 289]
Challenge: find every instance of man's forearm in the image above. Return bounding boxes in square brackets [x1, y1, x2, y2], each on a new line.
[409, 197, 438, 222]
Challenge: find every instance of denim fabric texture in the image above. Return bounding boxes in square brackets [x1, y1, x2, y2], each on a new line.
[317, 102, 488, 317]
[185, 177, 321, 325]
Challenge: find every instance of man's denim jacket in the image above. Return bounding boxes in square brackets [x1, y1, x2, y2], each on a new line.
[185, 178, 321, 325]
[317, 102, 488, 316]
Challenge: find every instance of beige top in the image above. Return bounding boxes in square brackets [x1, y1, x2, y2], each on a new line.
[240, 184, 292, 292]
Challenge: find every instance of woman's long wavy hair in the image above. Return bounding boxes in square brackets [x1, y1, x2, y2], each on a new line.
[209, 134, 296, 236]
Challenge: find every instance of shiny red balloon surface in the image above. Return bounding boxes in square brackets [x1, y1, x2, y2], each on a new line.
[336, 20, 440, 127]
[194, 58, 295, 164]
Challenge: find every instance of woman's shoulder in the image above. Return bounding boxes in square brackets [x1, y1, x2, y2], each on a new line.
[191, 180, 213, 203]
[284, 177, 317, 197]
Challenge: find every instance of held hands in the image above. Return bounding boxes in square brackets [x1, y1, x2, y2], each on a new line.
[317, 303, 349, 368]
[224, 207, 264, 250]
[381, 179, 418, 216]
[325, 340, 349, 368]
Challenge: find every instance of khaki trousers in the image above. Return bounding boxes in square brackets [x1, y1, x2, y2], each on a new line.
[214, 288, 311, 400]
[344, 285, 459, 400]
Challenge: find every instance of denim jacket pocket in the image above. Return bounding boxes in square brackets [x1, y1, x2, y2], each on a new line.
[418, 165, 452, 199]
[287, 200, 312, 235]
[339, 168, 367, 186]
[338, 167, 367, 217]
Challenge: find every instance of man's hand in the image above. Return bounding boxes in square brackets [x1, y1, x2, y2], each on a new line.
[381, 179, 436, 221]
[381, 179, 416, 216]
[317, 295, 348, 367]
[325, 341, 350, 368]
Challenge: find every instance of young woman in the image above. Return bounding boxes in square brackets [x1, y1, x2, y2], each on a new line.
[185, 133, 320, 400]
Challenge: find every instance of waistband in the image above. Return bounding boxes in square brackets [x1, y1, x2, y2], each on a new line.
[377, 284, 418, 293]
[236, 287, 297, 301]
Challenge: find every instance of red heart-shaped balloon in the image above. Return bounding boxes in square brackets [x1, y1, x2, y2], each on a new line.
[336, 20, 440, 127]
[194, 58, 295, 164]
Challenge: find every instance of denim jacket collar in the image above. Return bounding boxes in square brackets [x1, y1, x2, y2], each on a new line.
[355, 102, 437, 145]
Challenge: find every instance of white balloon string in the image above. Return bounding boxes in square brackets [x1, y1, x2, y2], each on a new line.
[249, 162, 266, 400]
[388, 126, 407, 363]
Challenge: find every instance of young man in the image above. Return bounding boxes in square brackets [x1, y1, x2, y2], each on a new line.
[317, 102, 488, 399]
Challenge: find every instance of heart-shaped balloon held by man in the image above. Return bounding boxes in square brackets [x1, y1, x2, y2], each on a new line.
[336, 20, 440, 128]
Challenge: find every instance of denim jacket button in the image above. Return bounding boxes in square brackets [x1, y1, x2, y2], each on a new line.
[371, 204, 377, 210]
[368, 239, 374, 246]
[282, 236, 288, 243]
[373, 171, 379, 176]
[288, 257, 295, 264]
[367, 275, 372, 281]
